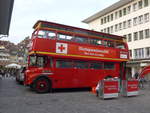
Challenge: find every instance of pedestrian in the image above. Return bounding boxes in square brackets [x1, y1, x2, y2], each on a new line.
[139, 77, 145, 89]
[134, 72, 139, 79]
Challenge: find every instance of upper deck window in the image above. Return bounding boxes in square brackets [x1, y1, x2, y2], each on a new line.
[89, 38, 102, 46]
[103, 40, 115, 48]
[38, 30, 56, 39]
[73, 36, 88, 43]
[58, 33, 73, 41]
[116, 42, 126, 49]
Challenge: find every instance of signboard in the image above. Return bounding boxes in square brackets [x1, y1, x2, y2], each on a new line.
[98, 79, 119, 99]
[122, 79, 139, 96]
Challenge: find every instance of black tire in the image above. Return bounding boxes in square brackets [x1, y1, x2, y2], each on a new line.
[33, 77, 51, 93]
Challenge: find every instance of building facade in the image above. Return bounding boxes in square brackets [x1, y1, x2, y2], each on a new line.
[17, 36, 31, 65]
[83, 0, 150, 77]
[0, 46, 10, 67]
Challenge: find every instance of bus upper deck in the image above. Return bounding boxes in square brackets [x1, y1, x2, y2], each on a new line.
[29, 20, 129, 62]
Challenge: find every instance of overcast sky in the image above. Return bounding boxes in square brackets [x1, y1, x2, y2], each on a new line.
[6, 0, 119, 44]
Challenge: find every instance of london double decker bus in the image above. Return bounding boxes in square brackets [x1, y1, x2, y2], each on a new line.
[24, 20, 129, 93]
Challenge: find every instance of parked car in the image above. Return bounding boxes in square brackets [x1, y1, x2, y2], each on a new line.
[16, 66, 26, 84]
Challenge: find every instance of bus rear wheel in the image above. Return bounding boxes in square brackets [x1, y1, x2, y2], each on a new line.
[33, 77, 51, 93]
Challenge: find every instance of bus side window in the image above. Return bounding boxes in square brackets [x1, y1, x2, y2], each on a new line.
[74, 61, 88, 69]
[38, 30, 45, 38]
[104, 63, 115, 70]
[74, 36, 88, 43]
[58, 34, 66, 40]
[90, 62, 103, 69]
[107, 41, 115, 48]
[116, 42, 125, 49]
[47, 31, 56, 39]
[103, 40, 108, 47]
[88, 38, 102, 46]
[96, 39, 102, 45]
[58, 33, 73, 41]
[56, 60, 73, 68]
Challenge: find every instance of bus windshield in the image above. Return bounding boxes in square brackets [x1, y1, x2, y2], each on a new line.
[29, 55, 46, 67]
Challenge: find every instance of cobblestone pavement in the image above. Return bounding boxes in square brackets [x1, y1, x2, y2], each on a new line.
[0, 77, 150, 113]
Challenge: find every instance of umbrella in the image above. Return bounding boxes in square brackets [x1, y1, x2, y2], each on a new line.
[5, 63, 21, 69]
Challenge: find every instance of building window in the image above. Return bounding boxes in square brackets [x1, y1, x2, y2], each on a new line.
[115, 24, 118, 32]
[104, 17, 107, 23]
[133, 17, 138, 26]
[104, 28, 106, 33]
[145, 29, 150, 38]
[134, 48, 144, 59]
[101, 18, 104, 25]
[127, 5, 131, 14]
[138, 0, 143, 9]
[119, 10, 122, 17]
[107, 27, 110, 33]
[119, 23, 122, 30]
[123, 8, 126, 15]
[127, 19, 131, 28]
[145, 47, 150, 58]
[134, 32, 138, 41]
[144, 13, 149, 22]
[144, 0, 149, 7]
[111, 14, 113, 21]
[123, 21, 127, 29]
[128, 33, 132, 42]
[101, 29, 103, 32]
[133, 3, 138, 11]
[110, 26, 113, 33]
[139, 30, 144, 40]
[107, 15, 110, 22]
[115, 11, 118, 19]
[139, 15, 143, 24]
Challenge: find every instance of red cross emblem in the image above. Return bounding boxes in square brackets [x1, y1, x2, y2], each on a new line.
[58, 44, 66, 52]
[56, 42, 68, 54]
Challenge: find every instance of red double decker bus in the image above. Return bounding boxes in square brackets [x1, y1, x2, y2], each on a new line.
[24, 20, 129, 93]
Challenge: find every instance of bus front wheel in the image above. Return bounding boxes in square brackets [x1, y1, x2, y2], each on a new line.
[33, 77, 51, 93]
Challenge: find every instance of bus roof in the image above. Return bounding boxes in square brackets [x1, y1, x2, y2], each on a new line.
[33, 20, 125, 41]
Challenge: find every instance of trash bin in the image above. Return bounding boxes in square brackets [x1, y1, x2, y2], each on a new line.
[98, 78, 119, 99]
[122, 79, 139, 97]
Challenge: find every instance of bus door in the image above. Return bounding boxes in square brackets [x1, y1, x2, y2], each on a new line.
[54, 59, 75, 88]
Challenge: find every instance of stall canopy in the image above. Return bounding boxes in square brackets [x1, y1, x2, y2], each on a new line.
[0, 0, 14, 35]
[5, 63, 21, 69]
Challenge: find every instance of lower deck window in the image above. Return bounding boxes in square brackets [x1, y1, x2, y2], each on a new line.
[56, 60, 73, 68]
[56, 59, 115, 70]
[74, 61, 88, 69]
[90, 62, 103, 69]
[104, 63, 115, 69]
